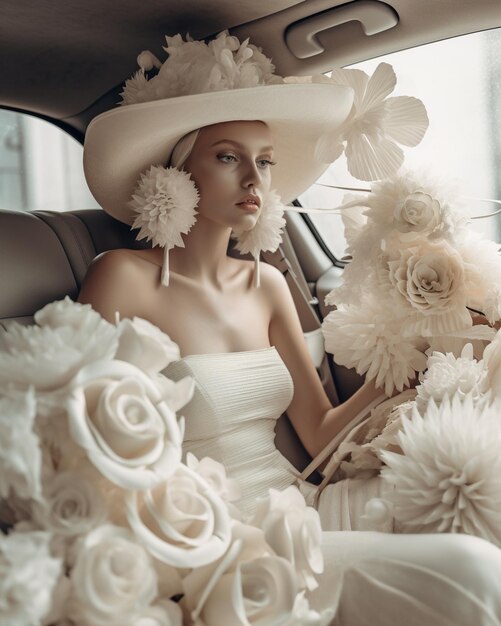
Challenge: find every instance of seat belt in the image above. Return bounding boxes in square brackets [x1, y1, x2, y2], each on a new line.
[262, 231, 340, 406]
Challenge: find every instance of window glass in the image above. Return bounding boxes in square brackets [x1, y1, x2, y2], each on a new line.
[0, 109, 99, 212]
[300, 28, 501, 259]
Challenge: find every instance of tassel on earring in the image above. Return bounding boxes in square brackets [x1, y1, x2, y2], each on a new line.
[128, 165, 199, 287]
[233, 189, 286, 288]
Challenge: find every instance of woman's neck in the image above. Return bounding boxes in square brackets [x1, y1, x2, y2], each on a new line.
[168, 215, 233, 285]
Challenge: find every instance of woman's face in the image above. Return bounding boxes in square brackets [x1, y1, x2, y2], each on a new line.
[183, 120, 274, 231]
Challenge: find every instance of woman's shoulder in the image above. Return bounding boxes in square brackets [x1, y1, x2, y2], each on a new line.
[78, 248, 157, 321]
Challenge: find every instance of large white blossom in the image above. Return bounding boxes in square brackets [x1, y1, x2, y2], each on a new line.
[323, 63, 428, 180]
[0, 530, 62, 626]
[0, 297, 118, 396]
[129, 165, 199, 250]
[381, 395, 501, 544]
[126, 463, 232, 568]
[121, 31, 283, 106]
[322, 299, 427, 396]
[33, 471, 107, 538]
[69, 524, 158, 626]
[251, 486, 323, 591]
[67, 359, 184, 491]
[415, 344, 489, 411]
[388, 239, 471, 336]
[0, 387, 42, 502]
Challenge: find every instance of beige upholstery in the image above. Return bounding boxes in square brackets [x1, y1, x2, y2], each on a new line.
[0, 208, 317, 477]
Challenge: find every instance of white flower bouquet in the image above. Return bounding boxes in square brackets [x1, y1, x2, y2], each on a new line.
[0, 298, 330, 626]
[322, 171, 501, 395]
[320, 170, 501, 547]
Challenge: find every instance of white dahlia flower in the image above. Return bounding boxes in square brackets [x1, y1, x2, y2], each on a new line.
[381, 394, 501, 544]
[322, 299, 427, 396]
[415, 344, 489, 411]
[129, 165, 199, 250]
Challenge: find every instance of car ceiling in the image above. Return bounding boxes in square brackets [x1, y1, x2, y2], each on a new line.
[3, 0, 501, 137]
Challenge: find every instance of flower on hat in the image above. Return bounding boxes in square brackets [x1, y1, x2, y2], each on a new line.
[323, 63, 429, 180]
[120, 31, 283, 106]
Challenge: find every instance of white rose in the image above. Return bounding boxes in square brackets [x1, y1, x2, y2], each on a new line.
[388, 241, 469, 333]
[116, 317, 180, 374]
[186, 453, 242, 505]
[251, 486, 323, 591]
[135, 600, 183, 626]
[126, 463, 232, 568]
[33, 471, 107, 537]
[0, 387, 42, 501]
[183, 521, 272, 620]
[0, 298, 118, 393]
[67, 359, 183, 490]
[69, 524, 158, 626]
[154, 373, 195, 413]
[0, 530, 62, 626]
[195, 555, 299, 626]
[393, 191, 441, 235]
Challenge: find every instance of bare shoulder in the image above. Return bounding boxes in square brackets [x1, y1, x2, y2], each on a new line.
[259, 262, 293, 310]
[78, 248, 155, 322]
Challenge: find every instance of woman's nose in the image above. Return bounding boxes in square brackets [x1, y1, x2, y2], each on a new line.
[241, 160, 262, 189]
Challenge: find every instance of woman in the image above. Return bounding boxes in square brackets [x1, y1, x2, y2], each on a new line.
[79, 31, 501, 625]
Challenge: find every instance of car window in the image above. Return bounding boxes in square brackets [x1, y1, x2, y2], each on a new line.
[300, 28, 501, 260]
[0, 109, 99, 213]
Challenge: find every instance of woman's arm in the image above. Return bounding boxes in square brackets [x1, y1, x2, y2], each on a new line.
[262, 263, 385, 459]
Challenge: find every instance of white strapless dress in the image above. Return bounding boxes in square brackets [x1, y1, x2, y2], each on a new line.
[165, 347, 501, 626]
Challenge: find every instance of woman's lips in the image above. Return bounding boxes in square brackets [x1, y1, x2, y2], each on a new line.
[236, 202, 259, 213]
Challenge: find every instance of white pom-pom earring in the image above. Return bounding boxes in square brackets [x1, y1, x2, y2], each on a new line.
[128, 165, 200, 286]
[232, 189, 286, 287]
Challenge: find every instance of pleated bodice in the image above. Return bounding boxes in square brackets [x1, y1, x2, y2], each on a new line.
[163, 347, 300, 516]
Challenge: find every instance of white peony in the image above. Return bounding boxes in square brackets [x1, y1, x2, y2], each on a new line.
[251, 486, 323, 591]
[363, 172, 466, 241]
[33, 471, 107, 537]
[67, 359, 183, 490]
[126, 463, 232, 569]
[69, 524, 158, 626]
[388, 239, 471, 335]
[322, 299, 427, 395]
[121, 31, 282, 106]
[0, 387, 42, 502]
[323, 63, 428, 180]
[0, 530, 62, 626]
[0, 298, 118, 397]
[381, 395, 501, 544]
[415, 344, 489, 411]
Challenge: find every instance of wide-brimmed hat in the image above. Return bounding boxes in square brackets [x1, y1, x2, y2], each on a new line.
[83, 32, 354, 224]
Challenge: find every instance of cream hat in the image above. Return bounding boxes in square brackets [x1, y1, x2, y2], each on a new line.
[83, 32, 354, 224]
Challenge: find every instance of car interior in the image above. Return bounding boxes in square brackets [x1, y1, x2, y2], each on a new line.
[1, 0, 500, 474]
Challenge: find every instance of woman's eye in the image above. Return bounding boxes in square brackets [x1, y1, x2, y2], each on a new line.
[218, 153, 238, 163]
[257, 159, 276, 169]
